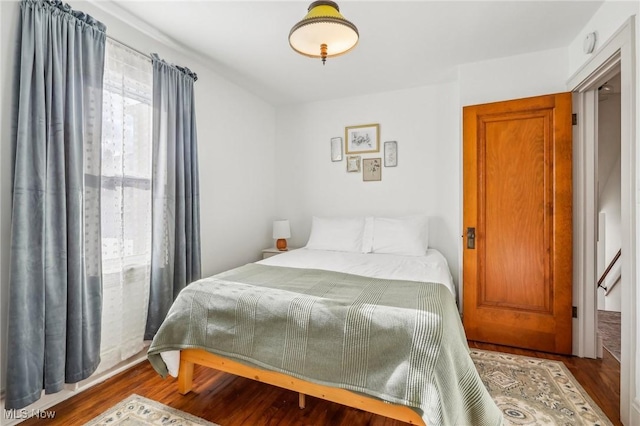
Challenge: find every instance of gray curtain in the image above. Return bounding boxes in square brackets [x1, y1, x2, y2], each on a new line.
[6, 0, 106, 410]
[145, 54, 201, 339]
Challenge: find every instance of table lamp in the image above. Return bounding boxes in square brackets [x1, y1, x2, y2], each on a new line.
[273, 220, 291, 251]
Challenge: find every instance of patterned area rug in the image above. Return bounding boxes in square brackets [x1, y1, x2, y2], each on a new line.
[84, 394, 218, 426]
[471, 349, 613, 425]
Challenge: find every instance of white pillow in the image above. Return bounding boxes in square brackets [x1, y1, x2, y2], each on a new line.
[305, 216, 366, 253]
[371, 216, 429, 256]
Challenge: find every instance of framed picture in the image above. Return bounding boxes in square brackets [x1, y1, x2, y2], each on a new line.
[330, 137, 343, 162]
[363, 158, 382, 181]
[346, 155, 361, 173]
[345, 124, 380, 154]
[384, 141, 398, 167]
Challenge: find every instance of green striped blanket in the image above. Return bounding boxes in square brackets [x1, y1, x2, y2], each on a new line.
[148, 263, 502, 426]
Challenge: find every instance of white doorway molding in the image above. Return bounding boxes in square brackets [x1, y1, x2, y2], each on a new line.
[568, 17, 637, 425]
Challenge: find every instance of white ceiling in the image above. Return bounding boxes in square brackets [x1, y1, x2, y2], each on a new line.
[99, 1, 604, 106]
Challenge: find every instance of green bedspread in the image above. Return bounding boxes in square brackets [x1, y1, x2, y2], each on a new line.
[148, 263, 502, 426]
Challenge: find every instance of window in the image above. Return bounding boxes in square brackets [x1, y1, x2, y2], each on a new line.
[98, 39, 153, 373]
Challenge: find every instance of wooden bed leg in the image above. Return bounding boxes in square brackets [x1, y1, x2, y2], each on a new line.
[178, 359, 195, 395]
[299, 393, 306, 409]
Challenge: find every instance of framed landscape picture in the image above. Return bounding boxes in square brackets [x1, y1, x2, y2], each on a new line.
[345, 124, 379, 154]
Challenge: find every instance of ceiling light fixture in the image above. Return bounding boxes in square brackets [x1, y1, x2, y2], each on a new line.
[599, 82, 613, 92]
[289, 1, 359, 65]
[598, 82, 613, 101]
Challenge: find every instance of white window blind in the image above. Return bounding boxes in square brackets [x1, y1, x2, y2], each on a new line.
[97, 39, 153, 373]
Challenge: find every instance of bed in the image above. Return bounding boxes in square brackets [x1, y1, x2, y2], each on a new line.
[147, 217, 502, 426]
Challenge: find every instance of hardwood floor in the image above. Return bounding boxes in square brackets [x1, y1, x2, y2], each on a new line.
[20, 342, 621, 426]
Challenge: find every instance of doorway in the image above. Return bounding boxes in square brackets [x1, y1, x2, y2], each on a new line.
[595, 71, 622, 363]
[568, 17, 636, 424]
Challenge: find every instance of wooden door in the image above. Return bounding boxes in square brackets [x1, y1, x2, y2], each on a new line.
[462, 93, 573, 354]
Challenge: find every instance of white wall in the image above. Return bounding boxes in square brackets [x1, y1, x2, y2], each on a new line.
[568, 1, 639, 77]
[275, 82, 462, 291]
[0, 0, 277, 398]
[599, 157, 622, 311]
[459, 47, 569, 106]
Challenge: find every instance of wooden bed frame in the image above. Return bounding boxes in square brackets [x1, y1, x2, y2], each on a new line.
[178, 348, 426, 425]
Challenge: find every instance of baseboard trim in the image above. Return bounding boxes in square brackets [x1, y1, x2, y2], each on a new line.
[1, 347, 149, 425]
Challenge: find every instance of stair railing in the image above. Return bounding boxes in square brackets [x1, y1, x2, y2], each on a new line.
[597, 248, 621, 292]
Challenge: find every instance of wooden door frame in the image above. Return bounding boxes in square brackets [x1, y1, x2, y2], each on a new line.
[567, 17, 638, 425]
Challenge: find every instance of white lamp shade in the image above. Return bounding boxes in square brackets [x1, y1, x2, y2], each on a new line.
[273, 220, 291, 239]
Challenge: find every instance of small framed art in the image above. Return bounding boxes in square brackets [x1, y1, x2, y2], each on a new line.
[330, 137, 343, 162]
[363, 158, 382, 181]
[384, 141, 398, 167]
[346, 155, 361, 173]
[345, 124, 380, 154]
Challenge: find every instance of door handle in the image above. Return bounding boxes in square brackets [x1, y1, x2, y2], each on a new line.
[467, 227, 475, 249]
